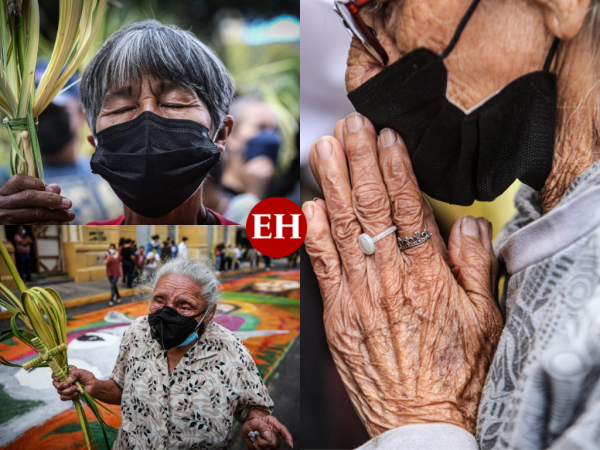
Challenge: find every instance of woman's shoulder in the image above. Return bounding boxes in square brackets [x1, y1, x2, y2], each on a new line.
[87, 214, 125, 225]
[207, 322, 254, 360]
[208, 209, 239, 225]
[123, 316, 150, 339]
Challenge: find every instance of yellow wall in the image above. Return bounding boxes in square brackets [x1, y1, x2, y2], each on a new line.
[64, 243, 111, 283]
[62, 226, 239, 282]
[66, 226, 127, 283]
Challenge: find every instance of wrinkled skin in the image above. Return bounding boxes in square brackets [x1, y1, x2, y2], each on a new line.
[304, 117, 503, 436]
[241, 413, 294, 450]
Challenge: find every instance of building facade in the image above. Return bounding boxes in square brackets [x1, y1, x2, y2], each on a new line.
[0, 225, 238, 285]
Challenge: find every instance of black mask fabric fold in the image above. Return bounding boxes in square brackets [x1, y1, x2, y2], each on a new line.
[91, 111, 221, 217]
[347, 0, 558, 206]
[148, 305, 205, 351]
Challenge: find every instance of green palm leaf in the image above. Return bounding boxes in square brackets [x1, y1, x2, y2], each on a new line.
[0, 238, 113, 450]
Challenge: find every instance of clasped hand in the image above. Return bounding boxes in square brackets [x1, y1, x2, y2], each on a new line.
[303, 113, 503, 436]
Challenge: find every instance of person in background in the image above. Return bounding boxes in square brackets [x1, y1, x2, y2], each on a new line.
[145, 247, 160, 276]
[148, 235, 161, 257]
[0, 62, 122, 224]
[214, 244, 222, 273]
[13, 226, 33, 282]
[263, 254, 271, 271]
[234, 244, 242, 270]
[223, 244, 235, 272]
[105, 243, 121, 306]
[117, 237, 126, 284]
[247, 247, 258, 269]
[135, 245, 146, 279]
[220, 97, 282, 225]
[169, 239, 179, 260]
[161, 238, 172, 262]
[120, 239, 136, 289]
[178, 237, 188, 259]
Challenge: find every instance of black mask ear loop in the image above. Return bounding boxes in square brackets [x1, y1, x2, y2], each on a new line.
[440, 0, 482, 60]
[439, 0, 560, 71]
[543, 37, 560, 72]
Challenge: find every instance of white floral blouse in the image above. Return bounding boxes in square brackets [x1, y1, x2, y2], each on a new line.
[110, 316, 274, 449]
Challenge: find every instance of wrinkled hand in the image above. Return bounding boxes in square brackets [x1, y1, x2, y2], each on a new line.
[51, 365, 96, 401]
[303, 113, 503, 436]
[0, 174, 74, 224]
[242, 415, 293, 449]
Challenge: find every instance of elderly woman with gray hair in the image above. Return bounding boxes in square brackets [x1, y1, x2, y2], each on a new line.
[304, 0, 600, 448]
[51, 258, 293, 449]
[0, 20, 237, 225]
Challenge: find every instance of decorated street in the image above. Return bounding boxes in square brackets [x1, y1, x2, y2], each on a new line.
[0, 264, 300, 449]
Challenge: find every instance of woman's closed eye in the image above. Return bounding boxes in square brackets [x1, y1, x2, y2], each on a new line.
[110, 106, 136, 115]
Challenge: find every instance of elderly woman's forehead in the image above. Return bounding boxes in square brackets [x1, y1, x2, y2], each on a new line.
[105, 76, 198, 98]
[154, 273, 204, 295]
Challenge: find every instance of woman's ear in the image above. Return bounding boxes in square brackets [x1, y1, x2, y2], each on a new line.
[203, 304, 218, 324]
[88, 134, 96, 149]
[215, 115, 234, 153]
[534, 0, 591, 40]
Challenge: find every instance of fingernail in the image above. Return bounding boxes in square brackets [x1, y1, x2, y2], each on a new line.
[315, 139, 332, 159]
[263, 431, 272, 439]
[380, 128, 396, 147]
[302, 202, 314, 221]
[61, 198, 71, 207]
[45, 185, 53, 192]
[313, 197, 321, 203]
[346, 112, 364, 132]
[461, 216, 480, 237]
[67, 377, 73, 383]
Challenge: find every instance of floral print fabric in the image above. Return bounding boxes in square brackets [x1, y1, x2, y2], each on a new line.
[110, 316, 274, 449]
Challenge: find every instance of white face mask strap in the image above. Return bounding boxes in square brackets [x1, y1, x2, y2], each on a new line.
[211, 127, 220, 143]
[194, 307, 211, 332]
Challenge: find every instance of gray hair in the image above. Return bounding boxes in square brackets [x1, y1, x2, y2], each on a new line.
[80, 20, 235, 136]
[587, 1, 600, 55]
[137, 256, 221, 308]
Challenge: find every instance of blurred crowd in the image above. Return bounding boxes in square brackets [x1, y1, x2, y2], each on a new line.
[103, 233, 300, 306]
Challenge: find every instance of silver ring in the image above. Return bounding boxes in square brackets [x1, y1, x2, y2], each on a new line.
[249, 431, 260, 446]
[397, 229, 432, 251]
[358, 226, 398, 255]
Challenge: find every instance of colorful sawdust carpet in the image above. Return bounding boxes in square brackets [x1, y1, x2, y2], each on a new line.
[0, 269, 299, 449]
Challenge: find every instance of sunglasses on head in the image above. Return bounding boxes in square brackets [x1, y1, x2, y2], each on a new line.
[333, 0, 389, 66]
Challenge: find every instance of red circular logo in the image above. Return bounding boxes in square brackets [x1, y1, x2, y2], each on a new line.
[247, 197, 307, 258]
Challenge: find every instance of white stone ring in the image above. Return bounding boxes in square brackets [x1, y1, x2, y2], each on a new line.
[358, 226, 398, 255]
[249, 430, 260, 446]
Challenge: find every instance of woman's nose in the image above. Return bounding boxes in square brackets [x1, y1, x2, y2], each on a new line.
[136, 97, 161, 118]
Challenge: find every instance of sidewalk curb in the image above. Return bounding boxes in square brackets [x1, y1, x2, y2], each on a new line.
[0, 267, 266, 320]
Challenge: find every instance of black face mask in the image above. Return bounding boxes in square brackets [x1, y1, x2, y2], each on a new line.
[148, 305, 207, 351]
[91, 111, 221, 218]
[348, 0, 559, 206]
